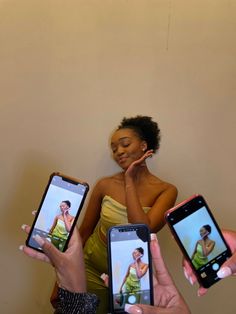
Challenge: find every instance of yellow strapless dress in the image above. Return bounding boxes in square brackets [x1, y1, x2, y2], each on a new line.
[83, 195, 150, 314]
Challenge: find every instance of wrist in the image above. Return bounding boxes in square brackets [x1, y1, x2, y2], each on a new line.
[57, 277, 87, 294]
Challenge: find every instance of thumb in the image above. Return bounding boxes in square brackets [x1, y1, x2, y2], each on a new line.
[125, 304, 168, 314]
[34, 234, 61, 266]
[217, 252, 236, 278]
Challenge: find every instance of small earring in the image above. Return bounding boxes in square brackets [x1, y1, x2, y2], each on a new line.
[142, 148, 146, 151]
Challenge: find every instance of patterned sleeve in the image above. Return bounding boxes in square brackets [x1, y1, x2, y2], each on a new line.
[54, 287, 99, 314]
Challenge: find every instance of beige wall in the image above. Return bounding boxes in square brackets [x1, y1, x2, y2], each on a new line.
[1, 1, 235, 313]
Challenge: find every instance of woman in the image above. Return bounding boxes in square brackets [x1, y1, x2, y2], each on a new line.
[52, 115, 178, 313]
[191, 224, 215, 270]
[49, 200, 74, 252]
[79, 115, 178, 313]
[119, 247, 149, 305]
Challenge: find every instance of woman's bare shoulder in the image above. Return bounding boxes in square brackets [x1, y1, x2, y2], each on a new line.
[149, 174, 177, 192]
[93, 173, 122, 192]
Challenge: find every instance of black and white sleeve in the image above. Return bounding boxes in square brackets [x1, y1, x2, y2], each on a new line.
[55, 287, 99, 314]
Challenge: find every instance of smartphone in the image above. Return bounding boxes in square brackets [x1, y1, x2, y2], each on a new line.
[165, 194, 232, 288]
[107, 224, 153, 313]
[26, 172, 89, 252]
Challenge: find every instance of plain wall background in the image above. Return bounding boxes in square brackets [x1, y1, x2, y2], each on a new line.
[0, 1, 235, 313]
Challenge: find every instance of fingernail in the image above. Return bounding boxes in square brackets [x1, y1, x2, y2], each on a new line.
[19, 245, 24, 251]
[34, 234, 45, 246]
[183, 267, 189, 280]
[32, 210, 37, 215]
[183, 267, 194, 285]
[21, 224, 27, 230]
[217, 266, 232, 278]
[125, 304, 143, 313]
[150, 233, 157, 241]
[100, 273, 108, 281]
[189, 276, 194, 285]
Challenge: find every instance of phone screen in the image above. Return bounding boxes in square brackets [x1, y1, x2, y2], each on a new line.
[108, 224, 153, 313]
[165, 195, 232, 288]
[26, 172, 89, 252]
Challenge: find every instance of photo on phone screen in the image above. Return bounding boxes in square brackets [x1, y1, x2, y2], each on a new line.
[165, 195, 231, 288]
[108, 224, 153, 313]
[26, 172, 89, 252]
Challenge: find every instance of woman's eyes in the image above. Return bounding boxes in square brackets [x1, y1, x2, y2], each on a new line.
[123, 143, 130, 147]
[111, 142, 130, 153]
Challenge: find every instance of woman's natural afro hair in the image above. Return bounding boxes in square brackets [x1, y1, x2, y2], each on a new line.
[117, 115, 161, 153]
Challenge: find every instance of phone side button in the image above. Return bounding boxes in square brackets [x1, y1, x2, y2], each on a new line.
[212, 263, 220, 271]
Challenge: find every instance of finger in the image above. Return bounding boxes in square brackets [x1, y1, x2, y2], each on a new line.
[125, 304, 174, 314]
[197, 286, 208, 297]
[125, 304, 143, 314]
[150, 234, 174, 286]
[182, 258, 197, 285]
[35, 235, 63, 266]
[32, 210, 37, 216]
[21, 224, 31, 234]
[66, 226, 83, 251]
[100, 273, 109, 287]
[217, 252, 236, 278]
[222, 229, 236, 252]
[19, 244, 50, 263]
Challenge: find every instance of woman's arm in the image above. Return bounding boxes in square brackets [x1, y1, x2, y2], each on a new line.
[124, 151, 177, 233]
[135, 262, 148, 279]
[201, 240, 215, 257]
[63, 212, 73, 233]
[49, 216, 59, 234]
[119, 266, 131, 292]
[125, 177, 177, 233]
[191, 242, 198, 260]
[21, 226, 99, 314]
[79, 179, 105, 246]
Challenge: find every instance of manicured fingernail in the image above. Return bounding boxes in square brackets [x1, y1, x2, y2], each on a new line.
[183, 267, 189, 280]
[183, 267, 194, 285]
[19, 245, 24, 251]
[189, 276, 194, 285]
[217, 266, 232, 278]
[21, 224, 27, 230]
[34, 234, 45, 246]
[100, 273, 108, 281]
[150, 233, 157, 241]
[125, 304, 143, 313]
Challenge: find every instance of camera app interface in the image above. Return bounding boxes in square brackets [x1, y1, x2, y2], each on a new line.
[28, 175, 87, 252]
[172, 205, 228, 275]
[110, 227, 151, 311]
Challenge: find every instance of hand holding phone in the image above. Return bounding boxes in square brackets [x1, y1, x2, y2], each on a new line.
[165, 194, 232, 288]
[124, 233, 190, 314]
[26, 172, 89, 252]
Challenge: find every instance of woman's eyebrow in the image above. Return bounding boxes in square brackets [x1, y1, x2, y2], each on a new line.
[111, 137, 131, 145]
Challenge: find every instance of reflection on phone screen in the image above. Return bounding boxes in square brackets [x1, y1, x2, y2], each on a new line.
[28, 175, 87, 252]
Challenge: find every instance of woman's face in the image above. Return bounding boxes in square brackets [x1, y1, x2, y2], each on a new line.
[200, 227, 209, 238]
[132, 249, 142, 260]
[110, 128, 147, 170]
[60, 202, 69, 212]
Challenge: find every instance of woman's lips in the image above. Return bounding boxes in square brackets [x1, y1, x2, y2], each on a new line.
[118, 157, 128, 164]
